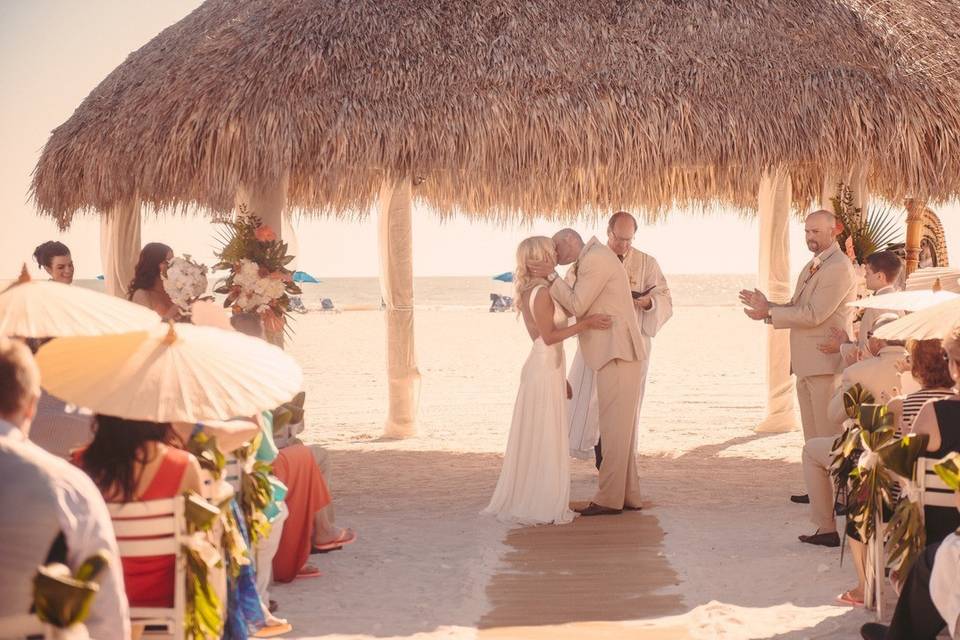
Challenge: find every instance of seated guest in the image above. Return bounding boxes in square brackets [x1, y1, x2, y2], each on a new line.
[861, 490, 960, 640]
[0, 337, 130, 639]
[819, 250, 903, 365]
[75, 415, 203, 609]
[827, 334, 959, 604]
[826, 313, 917, 425]
[127, 242, 179, 320]
[33, 240, 74, 284]
[230, 314, 355, 581]
[908, 324, 960, 543]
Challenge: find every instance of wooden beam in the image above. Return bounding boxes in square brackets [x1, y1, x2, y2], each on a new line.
[904, 199, 925, 276]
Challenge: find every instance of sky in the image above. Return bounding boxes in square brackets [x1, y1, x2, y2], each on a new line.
[2, 1, 958, 280]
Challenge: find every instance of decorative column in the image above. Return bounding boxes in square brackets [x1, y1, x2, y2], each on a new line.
[378, 176, 421, 438]
[99, 199, 142, 298]
[756, 169, 798, 433]
[905, 199, 926, 276]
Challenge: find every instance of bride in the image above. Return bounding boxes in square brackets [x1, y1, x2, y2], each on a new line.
[482, 236, 612, 525]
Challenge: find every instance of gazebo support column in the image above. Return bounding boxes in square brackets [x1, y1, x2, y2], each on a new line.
[905, 200, 925, 276]
[378, 177, 420, 438]
[99, 199, 142, 298]
[756, 169, 797, 433]
[236, 175, 289, 235]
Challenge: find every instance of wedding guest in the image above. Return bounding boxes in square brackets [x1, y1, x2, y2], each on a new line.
[798, 314, 910, 552]
[828, 336, 955, 605]
[825, 313, 917, 425]
[907, 324, 960, 543]
[75, 416, 203, 611]
[860, 491, 960, 640]
[33, 240, 74, 284]
[229, 314, 355, 581]
[127, 242, 178, 320]
[0, 337, 130, 640]
[820, 250, 903, 365]
[741, 210, 858, 504]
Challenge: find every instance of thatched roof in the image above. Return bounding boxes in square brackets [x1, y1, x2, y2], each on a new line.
[31, 0, 960, 228]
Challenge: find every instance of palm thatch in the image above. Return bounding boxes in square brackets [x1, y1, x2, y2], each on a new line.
[30, 0, 960, 228]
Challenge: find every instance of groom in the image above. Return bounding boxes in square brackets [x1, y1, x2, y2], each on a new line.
[529, 229, 646, 515]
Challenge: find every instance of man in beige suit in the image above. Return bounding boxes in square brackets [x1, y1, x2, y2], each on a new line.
[530, 228, 646, 515]
[741, 210, 858, 501]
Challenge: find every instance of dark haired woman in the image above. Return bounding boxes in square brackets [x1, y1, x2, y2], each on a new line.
[33, 241, 74, 284]
[75, 416, 203, 609]
[127, 242, 178, 320]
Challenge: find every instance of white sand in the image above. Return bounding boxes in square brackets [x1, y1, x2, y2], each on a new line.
[270, 306, 879, 638]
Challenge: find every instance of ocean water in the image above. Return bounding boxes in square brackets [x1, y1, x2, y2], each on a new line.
[67, 274, 755, 311]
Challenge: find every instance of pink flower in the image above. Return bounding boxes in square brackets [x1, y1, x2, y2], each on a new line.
[254, 225, 277, 242]
[267, 271, 292, 282]
[845, 236, 857, 261]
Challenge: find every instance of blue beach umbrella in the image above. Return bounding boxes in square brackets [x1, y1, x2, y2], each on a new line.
[293, 270, 320, 284]
[492, 271, 513, 283]
[95, 275, 105, 280]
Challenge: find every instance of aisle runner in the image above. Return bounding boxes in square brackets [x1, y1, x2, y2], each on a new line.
[479, 507, 685, 636]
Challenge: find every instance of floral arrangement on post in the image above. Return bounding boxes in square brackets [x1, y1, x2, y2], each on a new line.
[32, 550, 111, 640]
[163, 255, 209, 315]
[214, 207, 301, 346]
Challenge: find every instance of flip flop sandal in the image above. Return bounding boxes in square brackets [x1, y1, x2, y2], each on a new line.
[253, 623, 293, 638]
[311, 528, 357, 554]
[836, 591, 864, 607]
[295, 566, 323, 579]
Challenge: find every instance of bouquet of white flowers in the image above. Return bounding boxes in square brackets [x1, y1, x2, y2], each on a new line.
[163, 255, 209, 312]
[232, 259, 288, 313]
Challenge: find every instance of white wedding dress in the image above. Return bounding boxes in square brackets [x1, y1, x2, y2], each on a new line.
[482, 285, 576, 525]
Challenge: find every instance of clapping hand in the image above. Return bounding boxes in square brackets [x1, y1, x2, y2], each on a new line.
[739, 288, 770, 315]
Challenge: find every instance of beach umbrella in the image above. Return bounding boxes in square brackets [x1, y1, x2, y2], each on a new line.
[848, 286, 959, 313]
[874, 298, 960, 342]
[292, 270, 320, 284]
[0, 268, 160, 338]
[492, 272, 514, 283]
[35, 322, 303, 423]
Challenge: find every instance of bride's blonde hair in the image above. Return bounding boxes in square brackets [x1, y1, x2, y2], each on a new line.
[514, 236, 556, 312]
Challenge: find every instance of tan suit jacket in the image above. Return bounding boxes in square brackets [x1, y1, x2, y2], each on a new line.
[770, 242, 858, 378]
[826, 346, 919, 425]
[550, 238, 644, 370]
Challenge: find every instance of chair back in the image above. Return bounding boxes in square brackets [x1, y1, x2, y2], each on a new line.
[917, 456, 956, 509]
[108, 497, 186, 638]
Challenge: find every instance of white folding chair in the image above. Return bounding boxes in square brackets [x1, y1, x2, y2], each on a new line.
[918, 456, 956, 509]
[108, 497, 187, 639]
[223, 457, 243, 496]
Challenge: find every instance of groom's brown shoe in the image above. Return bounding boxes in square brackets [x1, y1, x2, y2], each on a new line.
[576, 502, 622, 516]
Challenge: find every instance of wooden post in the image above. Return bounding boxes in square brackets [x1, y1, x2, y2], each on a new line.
[905, 200, 926, 277]
[378, 177, 421, 438]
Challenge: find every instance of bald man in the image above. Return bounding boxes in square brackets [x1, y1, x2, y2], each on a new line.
[741, 210, 857, 500]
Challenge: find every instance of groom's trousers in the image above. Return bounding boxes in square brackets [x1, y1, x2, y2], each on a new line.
[594, 357, 644, 509]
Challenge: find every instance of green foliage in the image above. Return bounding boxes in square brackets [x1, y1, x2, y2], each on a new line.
[32, 551, 111, 628]
[182, 490, 224, 640]
[831, 184, 904, 264]
[934, 453, 960, 491]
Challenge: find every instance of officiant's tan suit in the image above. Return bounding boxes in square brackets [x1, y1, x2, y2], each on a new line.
[550, 237, 646, 509]
[769, 242, 858, 440]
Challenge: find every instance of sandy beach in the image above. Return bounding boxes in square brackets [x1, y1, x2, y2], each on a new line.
[268, 304, 883, 639]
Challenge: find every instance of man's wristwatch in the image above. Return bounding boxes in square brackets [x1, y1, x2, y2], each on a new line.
[546, 272, 558, 284]
[763, 312, 773, 325]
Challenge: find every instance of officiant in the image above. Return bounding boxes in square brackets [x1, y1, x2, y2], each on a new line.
[567, 211, 673, 466]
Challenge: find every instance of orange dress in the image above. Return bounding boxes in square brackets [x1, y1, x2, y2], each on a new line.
[271, 444, 331, 582]
[78, 447, 188, 608]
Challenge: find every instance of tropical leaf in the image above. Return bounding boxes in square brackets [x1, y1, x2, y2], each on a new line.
[933, 453, 960, 491]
